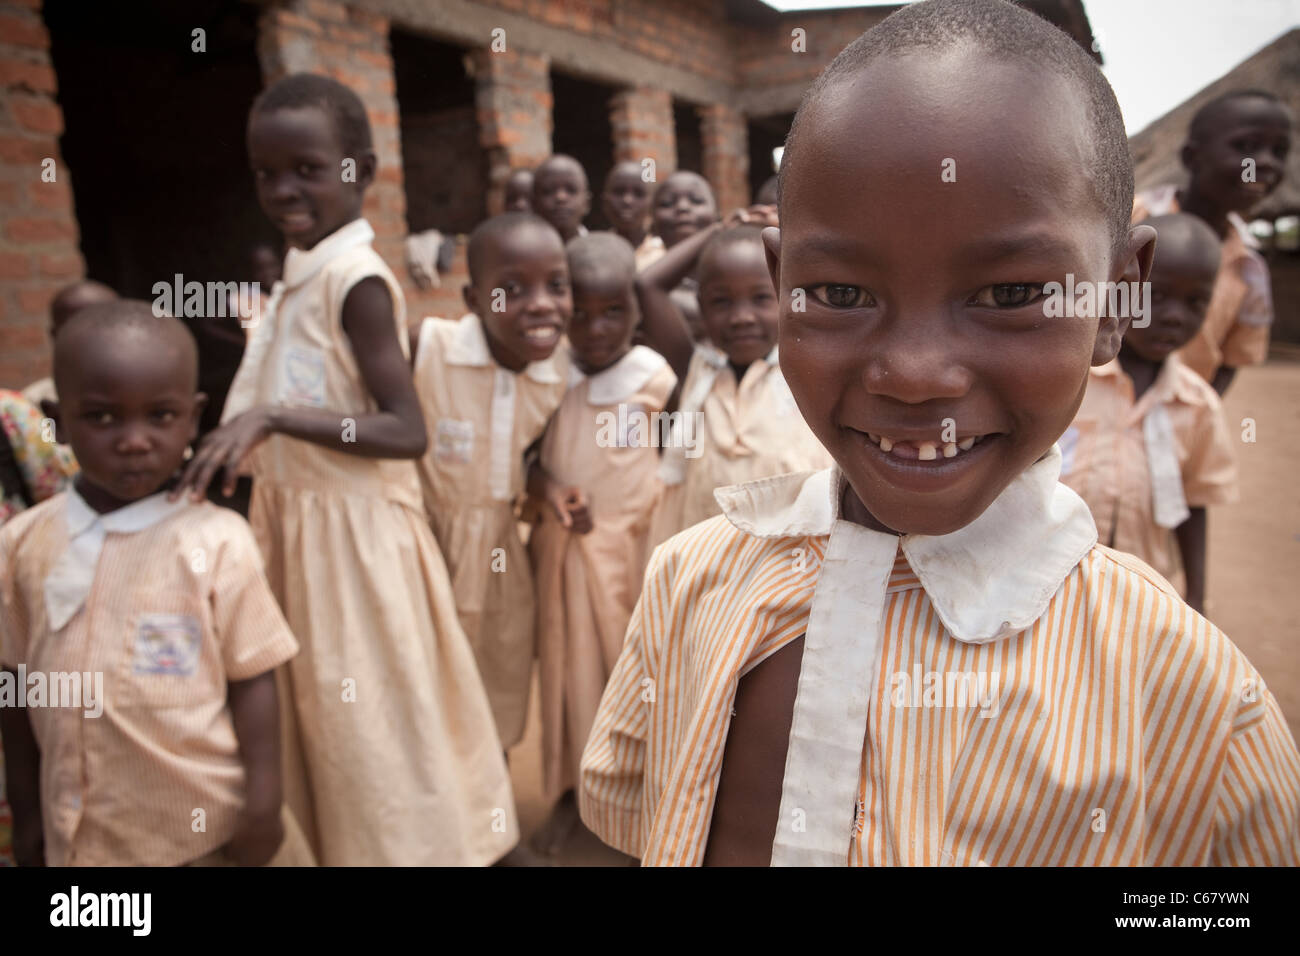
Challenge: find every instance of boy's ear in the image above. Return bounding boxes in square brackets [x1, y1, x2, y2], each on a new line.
[761, 226, 781, 293]
[355, 149, 377, 189]
[1093, 223, 1158, 366]
[462, 282, 479, 317]
[40, 399, 64, 445]
[1179, 139, 1198, 175]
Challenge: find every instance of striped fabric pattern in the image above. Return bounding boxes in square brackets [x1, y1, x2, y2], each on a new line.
[580, 514, 1300, 866]
[0, 493, 299, 866]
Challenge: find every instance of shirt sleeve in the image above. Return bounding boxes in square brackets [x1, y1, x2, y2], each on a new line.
[209, 518, 299, 681]
[0, 527, 29, 667]
[1219, 254, 1273, 369]
[1208, 687, 1300, 865]
[1180, 396, 1238, 508]
[578, 546, 668, 858]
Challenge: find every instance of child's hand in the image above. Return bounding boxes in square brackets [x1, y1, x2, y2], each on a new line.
[172, 408, 273, 501]
[546, 483, 593, 535]
[225, 805, 284, 867]
[724, 204, 778, 228]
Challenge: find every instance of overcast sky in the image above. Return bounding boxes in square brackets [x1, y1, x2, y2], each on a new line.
[765, 0, 1300, 133]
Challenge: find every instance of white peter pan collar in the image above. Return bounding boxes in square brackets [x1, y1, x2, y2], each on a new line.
[580, 346, 668, 405]
[715, 444, 1098, 645]
[281, 218, 375, 290]
[44, 487, 190, 631]
[444, 312, 564, 385]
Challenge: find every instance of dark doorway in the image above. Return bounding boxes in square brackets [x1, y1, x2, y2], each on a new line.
[748, 112, 794, 203]
[44, 0, 269, 440]
[674, 99, 703, 175]
[391, 28, 486, 235]
[551, 70, 617, 231]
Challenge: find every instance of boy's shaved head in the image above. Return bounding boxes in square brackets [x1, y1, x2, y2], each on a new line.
[466, 211, 562, 284]
[781, 0, 1133, 257]
[252, 72, 373, 158]
[50, 279, 117, 334]
[1189, 90, 1289, 142]
[54, 300, 199, 395]
[567, 231, 635, 285]
[697, 223, 764, 285]
[1143, 212, 1222, 273]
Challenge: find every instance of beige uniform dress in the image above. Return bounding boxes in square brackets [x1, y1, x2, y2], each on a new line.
[528, 345, 677, 801]
[221, 219, 517, 866]
[412, 312, 569, 748]
[649, 344, 832, 544]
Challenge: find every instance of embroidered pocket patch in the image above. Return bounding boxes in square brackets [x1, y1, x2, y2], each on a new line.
[280, 345, 327, 408]
[132, 614, 201, 677]
[435, 418, 475, 464]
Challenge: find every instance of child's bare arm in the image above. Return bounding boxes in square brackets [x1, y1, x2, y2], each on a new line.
[408, 321, 422, 370]
[225, 669, 284, 867]
[635, 222, 723, 381]
[526, 457, 592, 534]
[0, 681, 44, 865]
[1174, 507, 1208, 615]
[176, 278, 429, 499]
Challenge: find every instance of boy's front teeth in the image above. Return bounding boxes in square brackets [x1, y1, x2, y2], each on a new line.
[869, 433, 983, 459]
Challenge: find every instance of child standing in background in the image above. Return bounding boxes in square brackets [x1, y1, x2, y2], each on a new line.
[650, 170, 721, 340]
[1061, 213, 1238, 614]
[178, 74, 516, 867]
[2, 303, 309, 867]
[411, 211, 572, 750]
[504, 167, 535, 213]
[601, 161, 663, 271]
[638, 217, 831, 544]
[533, 155, 591, 242]
[527, 232, 675, 854]
[22, 279, 118, 409]
[1133, 91, 1292, 395]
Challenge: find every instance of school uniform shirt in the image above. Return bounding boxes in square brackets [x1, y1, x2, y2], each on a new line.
[220, 218, 518, 866]
[413, 312, 570, 749]
[0, 489, 299, 866]
[649, 344, 832, 545]
[1060, 355, 1238, 587]
[580, 449, 1300, 865]
[634, 234, 666, 272]
[529, 345, 677, 801]
[1133, 186, 1273, 381]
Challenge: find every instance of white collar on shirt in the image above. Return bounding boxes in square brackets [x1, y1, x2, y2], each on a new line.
[281, 218, 375, 291]
[44, 487, 191, 631]
[574, 345, 668, 405]
[444, 311, 564, 385]
[715, 444, 1098, 644]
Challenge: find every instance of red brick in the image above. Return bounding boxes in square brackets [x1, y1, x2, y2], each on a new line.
[269, 10, 322, 35]
[0, 251, 31, 279]
[0, 132, 52, 163]
[0, 14, 48, 49]
[347, 10, 387, 32]
[5, 215, 76, 242]
[28, 179, 71, 209]
[38, 252, 80, 278]
[12, 97, 62, 134]
[0, 57, 56, 94]
[5, 313, 49, 344]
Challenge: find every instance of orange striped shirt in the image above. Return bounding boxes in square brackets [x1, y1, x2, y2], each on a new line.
[580, 457, 1300, 865]
[0, 491, 299, 866]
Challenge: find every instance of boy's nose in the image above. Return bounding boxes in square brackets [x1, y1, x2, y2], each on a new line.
[863, 322, 973, 403]
[115, 426, 153, 453]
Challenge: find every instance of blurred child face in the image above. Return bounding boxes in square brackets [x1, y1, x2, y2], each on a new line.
[602, 164, 651, 239]
[464, 224, 572, 372]
[505, 170, 534, 213]
[248, 106, 371, 251]
[654, 172, 718, 248]
[698, 239, 778, 367]
[1185, 97, 1291, 214]
[770, 52, 1152, 536]
[569, 271, 638, 375]
[1123, 236, 1219, 364]
[56, 330, 204, 513]
[533, 160, 590, 239]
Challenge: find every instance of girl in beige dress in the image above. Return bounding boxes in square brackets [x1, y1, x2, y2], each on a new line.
[411, 212, 573, 751]
[179, 76, 516, 866]
[526, 234, 676, 853]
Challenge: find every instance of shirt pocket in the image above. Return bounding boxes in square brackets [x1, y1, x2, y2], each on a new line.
[277, 344, 328, 408]
[434, 418, 475, 465]
[115, 590, 222, 709]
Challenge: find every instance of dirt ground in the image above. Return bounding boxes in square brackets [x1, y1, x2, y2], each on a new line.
[508, 355, 1300, 865]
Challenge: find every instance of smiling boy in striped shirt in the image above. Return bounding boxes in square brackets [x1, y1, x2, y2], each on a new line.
[579, 0, 1300, 866]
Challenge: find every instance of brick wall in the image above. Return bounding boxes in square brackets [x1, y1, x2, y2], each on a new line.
[610, 86, 675, 179]
[471, 45, 552, 216]
[0, 0, 83, 390]
[699, 103, 748, 215]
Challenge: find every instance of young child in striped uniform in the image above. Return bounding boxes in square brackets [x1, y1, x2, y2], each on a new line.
[581, 0, 1300, 866]
[527, 232, 676, 854]
[1061, 213, 1238, 615]
[177, 74, 516, 866]
[637, 219, 832, 547]
[0, 303, 311, 866]
[411, 212, 571, 751]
